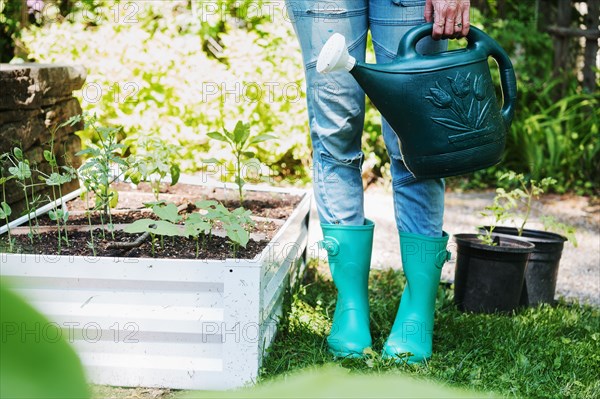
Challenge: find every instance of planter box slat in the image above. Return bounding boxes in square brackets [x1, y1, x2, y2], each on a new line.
[10, 287, 223, 307]
[1, 256, 227, 283]
[0, 179, 312, 390]
[24, 300, 224, 328]
[82, 354, 227, 390]
[87, 366, 228, 391]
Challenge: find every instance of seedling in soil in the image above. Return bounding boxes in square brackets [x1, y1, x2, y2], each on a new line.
[123, 199, 255, 258]
[4, 147, 36, 243]
[124, 219, 180, 257]
[38, 122, 77, 253]
[76, 114, 128, 239]
[125, 137, 182, 201]
[201, 200, 255, 257]
[222, 206, 254, 256]
[151, 201, 182, 247]
[206, 120, 276, 204]
[184, 213, 211, 258]
[125, 201, 184, 255]
[0, 171, 15, 251]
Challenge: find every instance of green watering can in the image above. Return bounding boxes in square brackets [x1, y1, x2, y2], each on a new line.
[317, 23, 517, 179]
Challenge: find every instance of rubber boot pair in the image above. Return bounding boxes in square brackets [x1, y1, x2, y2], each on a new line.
[321, 222, 450, 362]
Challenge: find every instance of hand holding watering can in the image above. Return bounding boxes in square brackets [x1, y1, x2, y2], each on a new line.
[318, 22, 516, 179]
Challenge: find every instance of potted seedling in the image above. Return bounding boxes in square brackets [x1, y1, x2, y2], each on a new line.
[453, 184, 535, 314]
[479, 171, 577, 306]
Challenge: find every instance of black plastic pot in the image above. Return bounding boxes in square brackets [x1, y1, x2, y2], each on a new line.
[480, 227, 567, 306]
[453, 234, 535, 314]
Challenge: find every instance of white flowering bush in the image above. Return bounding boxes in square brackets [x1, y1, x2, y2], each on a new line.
[19, 1, 311, 184]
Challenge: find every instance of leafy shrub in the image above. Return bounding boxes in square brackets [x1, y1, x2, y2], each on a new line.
[18, 1, 310, 184]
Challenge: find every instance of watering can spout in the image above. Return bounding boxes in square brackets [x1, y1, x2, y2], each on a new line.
[316, 33, 356, 73]
[315, 24, 517, 179]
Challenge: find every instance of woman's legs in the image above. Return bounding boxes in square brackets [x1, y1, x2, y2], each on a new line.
[286, 0, 369, 225]
[288, 0, 451, 361]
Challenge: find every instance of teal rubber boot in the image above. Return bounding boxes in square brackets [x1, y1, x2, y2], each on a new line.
[382, 231, 451, 364]
[321, 220, 375, 358]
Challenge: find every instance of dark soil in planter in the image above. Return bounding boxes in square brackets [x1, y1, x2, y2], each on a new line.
[4, 220, 278, 259]
[66, 182, 301, 219]
[2, 182, 301, 259]
[36, 210, 159, 226]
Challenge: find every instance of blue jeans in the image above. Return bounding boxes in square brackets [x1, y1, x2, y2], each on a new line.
[287, 0, 447, 236]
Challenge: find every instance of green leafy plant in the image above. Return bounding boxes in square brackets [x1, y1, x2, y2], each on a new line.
[124, 201, 182, 256]
[184, 203, 214, 259]
[0, 170, 15, 251]
[36, 121, 78, 253]
[201, 200, 255, 257]
[498, 172, 557, 236]
[76, 114, 128, 239]
[125, 137, 182, 200]
[123, 199, 255, 258]
[478, 171, 577, 246]
[221, 206, 254, 256]
[3, 147, 37, 243]
[207, 120, 276, 204]
[505, 91, 599, 195]
[540, 215, 578, 247]
[188, 200, 256, 257]
[477, 190, 516, 246]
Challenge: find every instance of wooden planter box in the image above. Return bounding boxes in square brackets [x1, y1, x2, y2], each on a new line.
[0, 178, 312, 390]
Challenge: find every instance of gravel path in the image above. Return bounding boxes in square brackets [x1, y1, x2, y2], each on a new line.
[308, 186, 600, 306]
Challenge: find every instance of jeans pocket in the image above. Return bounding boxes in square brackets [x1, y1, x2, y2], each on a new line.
[392, 0, 426, 6]
[303, 3, 368, 19]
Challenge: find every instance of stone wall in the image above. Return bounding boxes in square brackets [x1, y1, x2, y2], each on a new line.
[0, 63, 87, 221]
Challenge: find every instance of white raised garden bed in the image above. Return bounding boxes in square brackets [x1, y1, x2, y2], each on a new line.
[0, 177, 312, 390]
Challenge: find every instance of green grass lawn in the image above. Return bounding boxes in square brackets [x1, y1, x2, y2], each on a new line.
[259, 261, 600, 398]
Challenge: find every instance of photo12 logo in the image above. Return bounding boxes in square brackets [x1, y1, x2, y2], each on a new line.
[80, 81, 140, 105]
[192, 1, 291, 23]
[29, 1, 141, 25]
[201, 81, 303, 104]
[1, 321, 140, 344]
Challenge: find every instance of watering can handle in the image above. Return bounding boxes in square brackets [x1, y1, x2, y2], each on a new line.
[397, 23, 517, 126]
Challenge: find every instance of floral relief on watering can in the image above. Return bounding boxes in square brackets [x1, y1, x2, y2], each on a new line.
[427, 72, 497, 148]
[317, 23, 517, 179]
